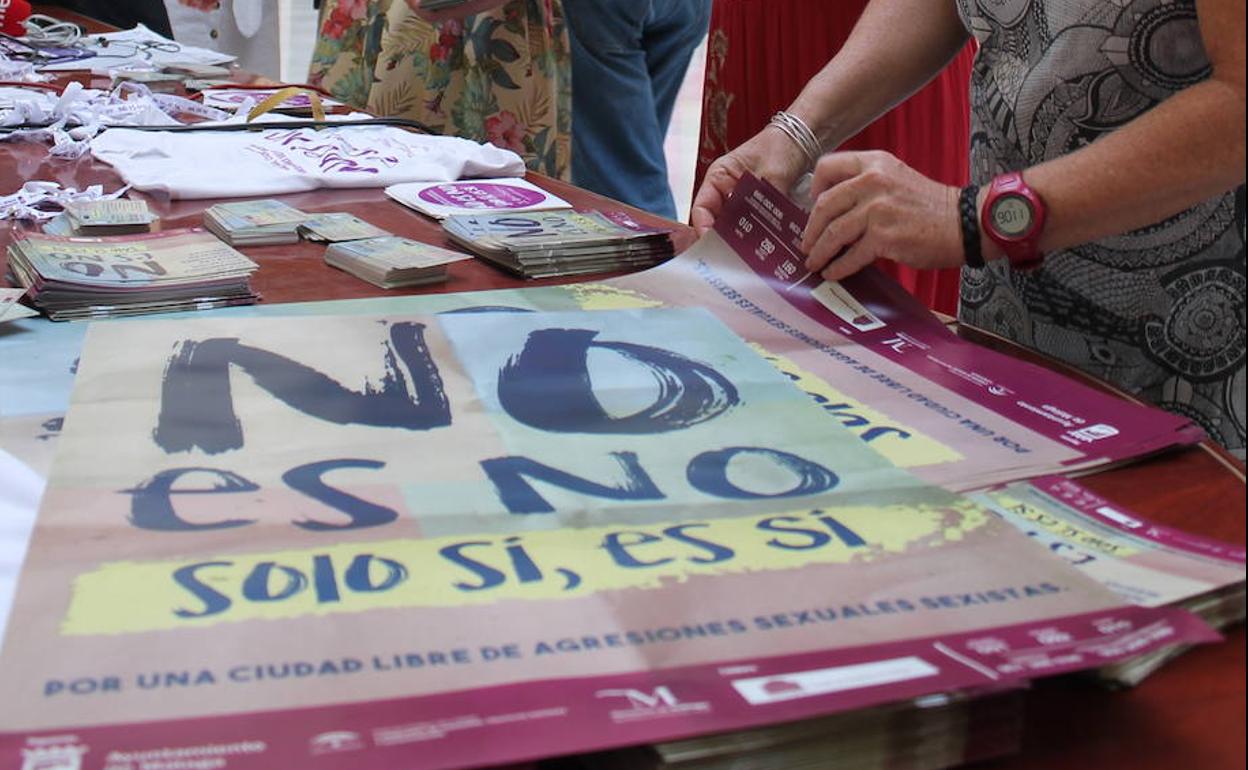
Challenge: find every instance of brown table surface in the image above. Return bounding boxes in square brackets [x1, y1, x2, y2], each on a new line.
[4, 11, 1246, 768]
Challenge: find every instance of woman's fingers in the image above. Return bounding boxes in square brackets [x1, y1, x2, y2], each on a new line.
[690, 159, 743, 233]
[820, 236, 878, 282]
[804, 190, 868, 272]
[802, 176, 862, 262]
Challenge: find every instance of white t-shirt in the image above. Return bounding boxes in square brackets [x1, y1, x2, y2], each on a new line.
[90, 124, 529, 199]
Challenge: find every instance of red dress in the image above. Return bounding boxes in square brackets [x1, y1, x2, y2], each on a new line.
[695, 0, 974, 315]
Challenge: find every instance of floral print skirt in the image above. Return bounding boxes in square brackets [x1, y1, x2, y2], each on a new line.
[309, 0, 572, 180]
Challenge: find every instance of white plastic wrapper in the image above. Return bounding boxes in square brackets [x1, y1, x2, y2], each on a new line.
[0, 81, 229, 159]
[0, 181, 129, 222]
[0, 60, 53, 84]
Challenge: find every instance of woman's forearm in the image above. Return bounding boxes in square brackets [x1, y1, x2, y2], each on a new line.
[786, 0, 970, 151]
[1002, 79, 1247, 260]
[984, 0, 1245, 261]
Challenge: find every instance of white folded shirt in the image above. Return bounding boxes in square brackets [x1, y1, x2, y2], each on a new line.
[90, 123, 527, 199]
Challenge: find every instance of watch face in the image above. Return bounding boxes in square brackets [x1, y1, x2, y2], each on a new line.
[990, 194, 1034, 237]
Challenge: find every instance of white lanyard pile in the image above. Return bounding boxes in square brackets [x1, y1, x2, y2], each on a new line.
[0, 81, 231, 159]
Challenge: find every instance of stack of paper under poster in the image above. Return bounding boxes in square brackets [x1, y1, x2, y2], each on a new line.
[576, 688, 1024, 770]
[970, 476, 1246, 687]
[5, 228, 259, 320]
[443, 209, 675, 279]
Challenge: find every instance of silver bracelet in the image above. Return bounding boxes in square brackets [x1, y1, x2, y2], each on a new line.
[768, 110, 823, 169]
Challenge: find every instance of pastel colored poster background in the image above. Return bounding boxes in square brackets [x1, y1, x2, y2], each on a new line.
[0, 307, 1142, 740]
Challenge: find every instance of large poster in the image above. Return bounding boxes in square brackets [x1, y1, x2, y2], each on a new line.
[0, 306, 1215, 769]
[0, 182, 1201, 498]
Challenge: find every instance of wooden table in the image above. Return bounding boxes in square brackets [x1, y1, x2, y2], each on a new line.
[3, 12, 1245, 768]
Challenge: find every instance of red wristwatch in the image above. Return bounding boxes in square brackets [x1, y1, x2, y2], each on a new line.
[981, 172, 1047, 270]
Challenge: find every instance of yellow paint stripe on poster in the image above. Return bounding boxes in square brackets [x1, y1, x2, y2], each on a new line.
[63, 502, 990, 635]
[754, 348, 962, 468]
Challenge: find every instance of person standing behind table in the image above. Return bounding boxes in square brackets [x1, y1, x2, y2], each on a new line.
[560, 0, 712, 221]
[39, 1, 278, 77]
[693, 0, 1246, 458]
[163, 0, 281, 79]
[695, 0, 974, 315]
[308, 0, 571, 180]
[41, 0, 172, 36]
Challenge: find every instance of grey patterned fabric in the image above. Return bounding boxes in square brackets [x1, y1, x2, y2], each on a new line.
[954, 0, 1246, 458]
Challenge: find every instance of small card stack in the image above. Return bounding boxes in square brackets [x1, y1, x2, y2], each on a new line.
[62, 199, 157, 236]
[324, 236, 470, 289]
[298, 213, 390, 243]
[110, 69, 184, 93]
[203, 199, 309, 246]
[163, 62, 233, 79]
[442, 209, 674, 279]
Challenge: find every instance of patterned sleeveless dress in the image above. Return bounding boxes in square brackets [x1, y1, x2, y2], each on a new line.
[955, 0, 1246, 458]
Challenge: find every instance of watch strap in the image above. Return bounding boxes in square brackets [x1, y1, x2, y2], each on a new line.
[959, 184, 984, 269]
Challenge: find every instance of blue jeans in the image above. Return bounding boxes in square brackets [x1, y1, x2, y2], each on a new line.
[563, 0, 711, 221]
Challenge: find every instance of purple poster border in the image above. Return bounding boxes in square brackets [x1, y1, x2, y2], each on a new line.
[0, 606, 1216, 770]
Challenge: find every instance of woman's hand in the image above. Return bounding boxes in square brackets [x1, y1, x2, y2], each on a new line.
[690, 125, 811, 235]
[403, 0, 511, 22]
[801, 151, 965, 281]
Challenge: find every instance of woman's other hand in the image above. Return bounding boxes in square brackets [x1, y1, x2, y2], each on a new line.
[801, 151, 965, 281]
[690, 125, 810, 235]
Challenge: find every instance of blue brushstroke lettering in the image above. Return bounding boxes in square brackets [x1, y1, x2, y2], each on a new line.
[126, 467, 258, 532]
[687, 446, 839, 499]
[480, 451, 664, 514]
[282, 458, 398, 531]
[497, 328, 739, 433]
[152, 322, 450, 454]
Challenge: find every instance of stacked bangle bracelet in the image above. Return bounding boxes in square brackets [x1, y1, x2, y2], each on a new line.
[768, 110, 823, 169]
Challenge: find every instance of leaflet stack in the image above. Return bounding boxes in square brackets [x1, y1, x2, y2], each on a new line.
[6, 229, 259, 320]
[203, 199, 309, 246]
[443, 209, 675, 279]
[324, 236, 470, 289]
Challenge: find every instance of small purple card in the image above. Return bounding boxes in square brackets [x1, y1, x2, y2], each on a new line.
[387, 179, 573, 219]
